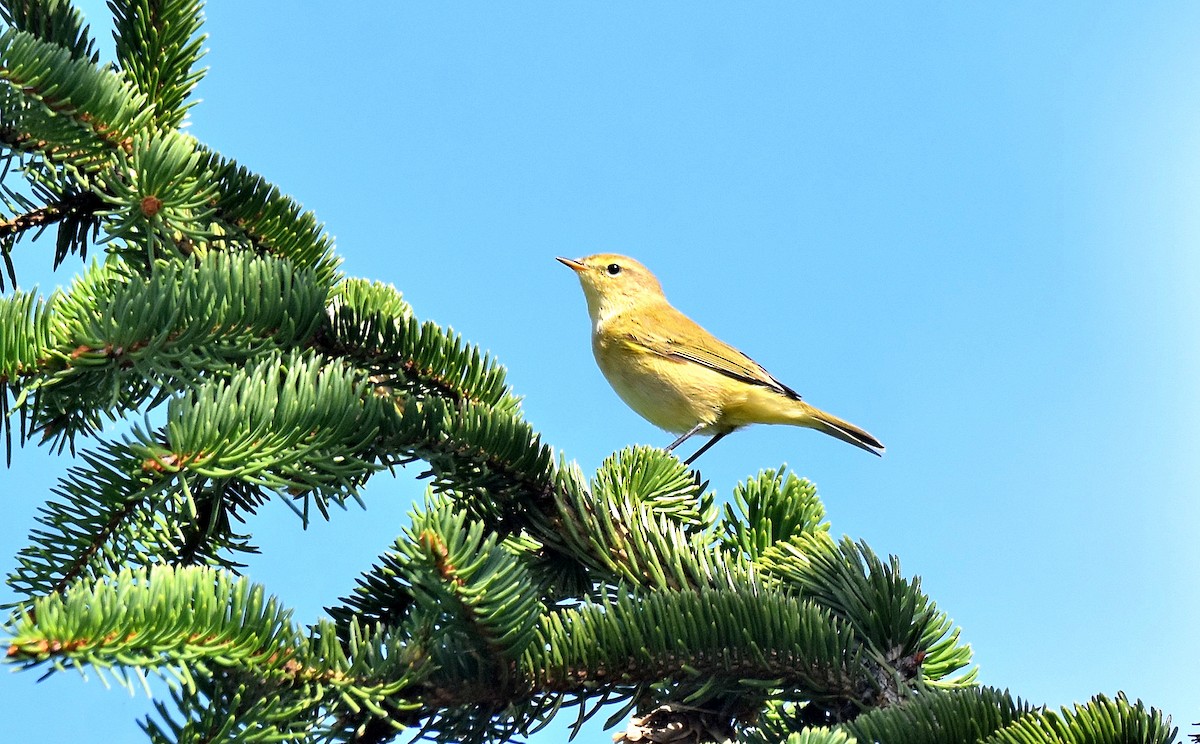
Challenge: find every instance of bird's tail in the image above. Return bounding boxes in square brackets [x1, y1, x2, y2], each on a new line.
[792, 401, 885, 456]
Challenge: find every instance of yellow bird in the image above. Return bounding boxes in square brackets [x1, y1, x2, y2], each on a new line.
[557, 254, 884, 464]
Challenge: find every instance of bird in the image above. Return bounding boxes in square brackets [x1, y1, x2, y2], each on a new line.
[557, 253, 884, 464]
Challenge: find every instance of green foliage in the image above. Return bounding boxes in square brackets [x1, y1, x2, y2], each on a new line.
[0, 24, 127, 277]
[0, 3, 1176, 743]
[0, 286, 47, 380]
[195, 148, 341, 284]
[983, 693, 1176, 744]
[135, 350, 388, 497]
[554, 446, 745, 591]
[837, 687, 1034, 744]
[1, 0, 97, 63]
[524, 586, 865, 700]
[0, 27, 153, 153]
[779, 730, 857, 744]
[745, 688, 1179, 744]
[0, 286, 46, 456]
[111, 0, 206, 130]
[720, 467, 827, 560]
[100, 130, 220, 262]
[592, 445, 715, 530]
[760, 533, 975, 691]
[394, 495, 544, 663]
[7, 438, 227, 600]
[385, 394, 560, 510]
[0, 180, 105, 283]
[1, 252, 329, 450]
[325, 277, 516, 411]
[9, 566, 429, 742]
[0, 21, 340, 280]
[8, 565, 304, 684]
[140, 679, 322, 744]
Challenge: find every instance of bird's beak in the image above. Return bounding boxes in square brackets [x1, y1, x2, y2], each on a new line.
[556, 256, 585, 272]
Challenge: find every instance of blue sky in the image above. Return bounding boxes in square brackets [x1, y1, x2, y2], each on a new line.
[3, 3, 1198, 741]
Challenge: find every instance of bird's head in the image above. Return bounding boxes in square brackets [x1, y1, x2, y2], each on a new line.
[557, 254, 667, 326]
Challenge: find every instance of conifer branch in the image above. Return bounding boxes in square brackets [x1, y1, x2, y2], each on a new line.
[1, 253, 330, 450]
[0, 0, 99, 63]
[0, 29, 150, 152]
[196, 148, 342, 283]
[8, 440, 188, 600]
[822, 686, 1034, 744]
[758, 534, 975, 689]
[320, 278, 516, 410]
[335, 586, 872, 742]
[169, 479, 265, 569]
[0, 187, 103, 240]
[0, 119, 46, 153]
[111, 0, 206, 130]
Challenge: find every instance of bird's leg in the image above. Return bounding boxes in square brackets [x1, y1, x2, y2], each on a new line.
[683, 431, 730, 465]
[665, 422, 707, 453]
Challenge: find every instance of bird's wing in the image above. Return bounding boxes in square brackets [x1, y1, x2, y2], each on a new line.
[623, 305, 802, 400]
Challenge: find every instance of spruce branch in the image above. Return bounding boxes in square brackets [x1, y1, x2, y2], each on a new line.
[161, 477, 266, 570]
[391, 498, 544, 663]
[0, 28, 153, 152]
[0, 185, 102, 240]
[111, 0, 207, 130]
[554, 447, 746, 592]
[335, 585, 873, 743]
[826, 686, 1034, 744]
[0, 0, 99, 63]
[0, 31, 339, 278]
[521, 587, 869, 708]
[383, 395, 568, 522]
[719, 467, 828, 561]
[6, 567, 430, 737]
[0, 285, 44, 460]
[740, 723, 855, 744]
[981, 692, 1176, 744]
[5, 438, 266, 602]
[140, 678, 323, 744]
[0, 109, 47, 154]
[131, 350, 390, 504]
[6, 566, 303, 681]
[8, 439, 173, 600]
[0, 124, 108, 282]
[759, 534, 975, 694]
[0, 284, 46, 381]
[324, 448, 722, 652]
[196, 148, 342, 284]
[1, 252, 329, 451]
[98, 130, 221, 265]
[321, 278, 517, 412]
[325, 472, 878, 741]
[0, 185, 104, 288]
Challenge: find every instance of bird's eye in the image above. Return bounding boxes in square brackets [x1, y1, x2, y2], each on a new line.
[606, 263, 622, 276]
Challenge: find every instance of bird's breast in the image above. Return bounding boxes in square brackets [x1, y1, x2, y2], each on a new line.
[591, 329, 724, 434]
